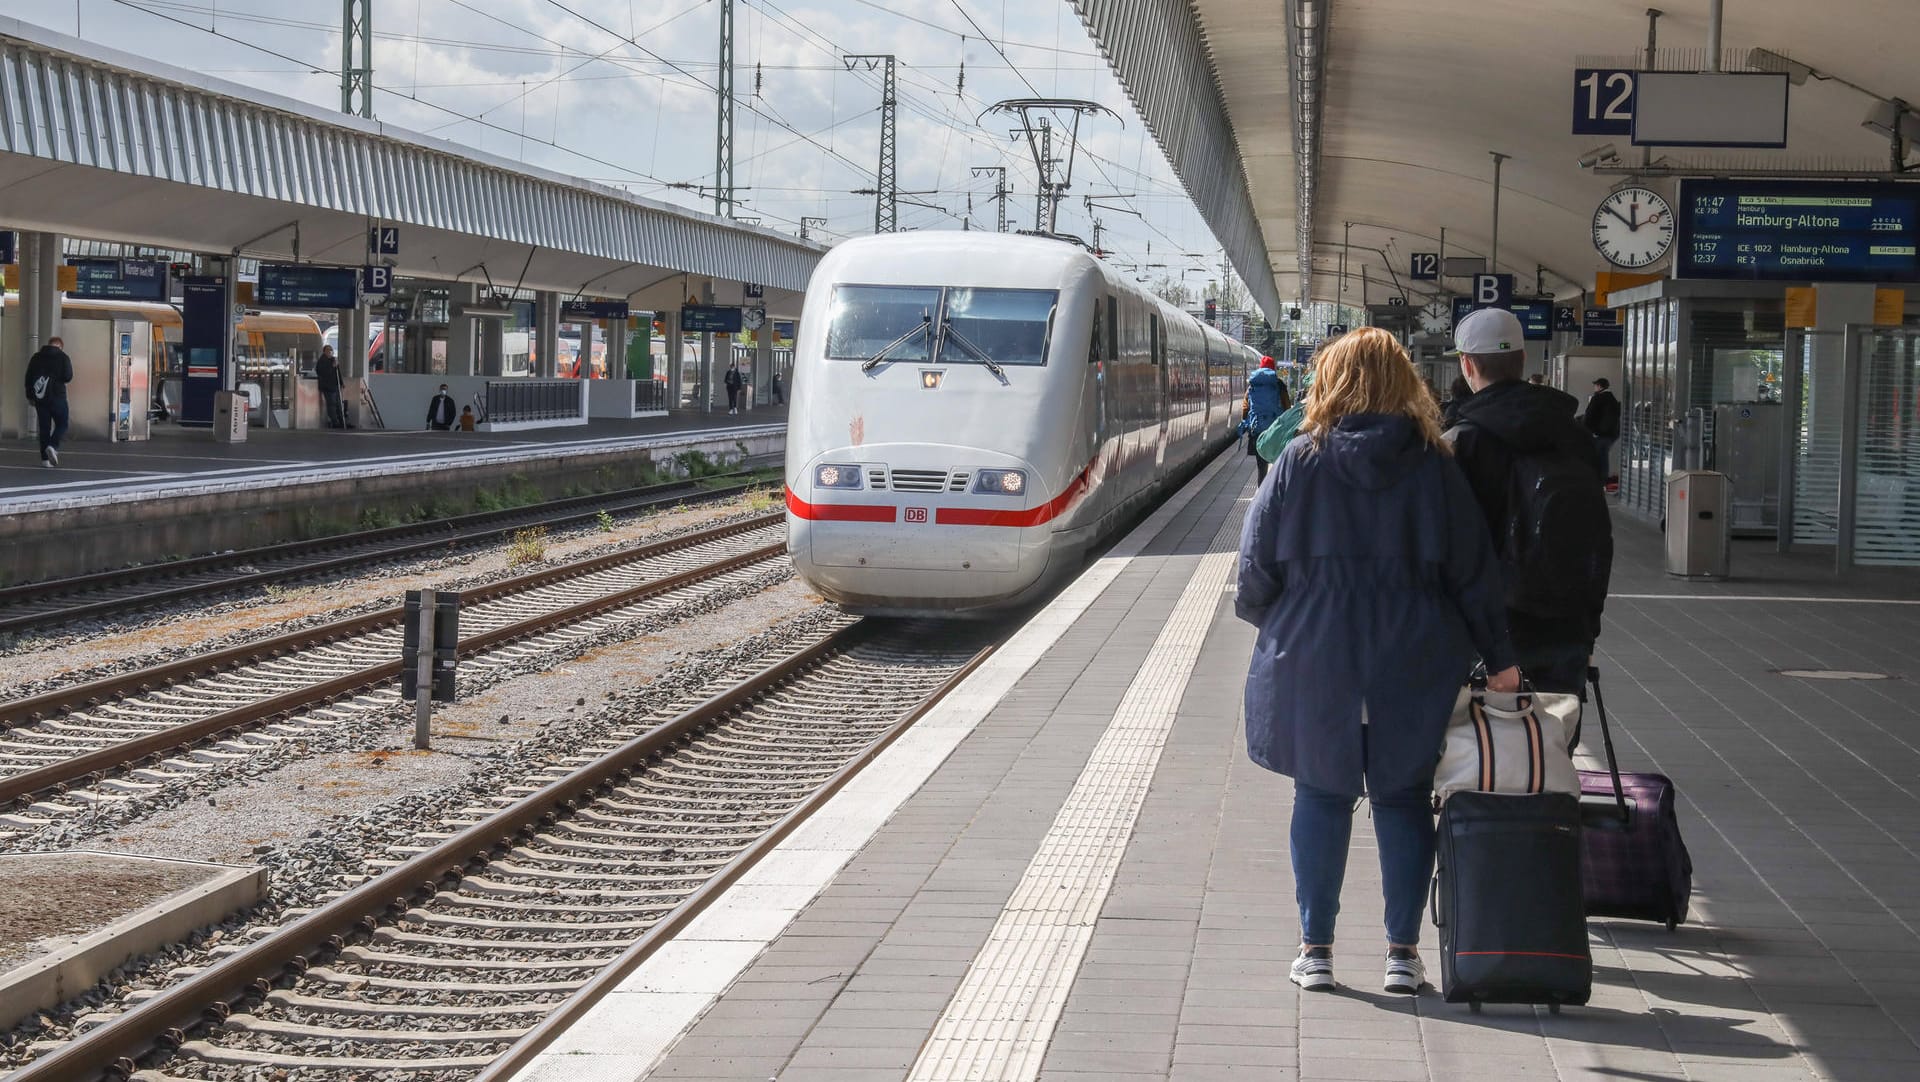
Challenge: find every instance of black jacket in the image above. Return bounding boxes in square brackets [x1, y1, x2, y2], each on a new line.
[427, 392, 457, 428]
[1583, 388, 1621, 439]
[1444, 379, 1608, 647]
[25, 345, 72, 402]
[315, 353, 342, 392]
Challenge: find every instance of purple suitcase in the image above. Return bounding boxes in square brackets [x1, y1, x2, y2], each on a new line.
[1578, 667, 1692, 930]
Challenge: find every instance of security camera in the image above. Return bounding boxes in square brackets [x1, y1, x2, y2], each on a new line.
[1577, 143, 1619, 169]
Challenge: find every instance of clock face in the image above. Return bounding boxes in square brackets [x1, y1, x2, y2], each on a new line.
[1418, 298, 1453, 335]
[1593, 186, 1675, 269]
[743, 306, 766, 330]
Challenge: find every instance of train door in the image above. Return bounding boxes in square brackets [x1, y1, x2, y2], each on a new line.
[1151, 314, 1169, 469]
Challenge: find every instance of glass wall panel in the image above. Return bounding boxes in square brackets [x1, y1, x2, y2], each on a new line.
[1853, 328, 1920, 564]
[1792, 331, 1844, 547]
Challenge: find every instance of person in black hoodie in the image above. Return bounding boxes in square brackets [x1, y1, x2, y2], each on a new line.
[315, 345, 345, 429]
[426, 384, 457, 430]
[24, 337, 73, 468]
[1583, 377, 1622, 484]
[1444, 309, 1612, 695]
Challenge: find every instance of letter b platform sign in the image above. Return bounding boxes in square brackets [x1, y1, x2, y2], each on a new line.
[1472, 274, 1514, 309]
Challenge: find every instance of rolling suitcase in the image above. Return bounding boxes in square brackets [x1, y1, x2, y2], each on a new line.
[1432, 790, 1592, 1012]
[1578, 666, 1693, 930]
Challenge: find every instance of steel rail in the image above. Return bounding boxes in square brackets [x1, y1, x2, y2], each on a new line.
[0, 512, 782, 731]
[475, 637, 998, 1081]
[0, 527, 787, 809]
[4, 621, 937, 1082]
[0, 468, 777, 637]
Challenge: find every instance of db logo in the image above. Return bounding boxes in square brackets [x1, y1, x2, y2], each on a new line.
[904, 507, 929, 523]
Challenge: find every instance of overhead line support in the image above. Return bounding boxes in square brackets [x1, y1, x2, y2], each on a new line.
[340, 0, 373, 117]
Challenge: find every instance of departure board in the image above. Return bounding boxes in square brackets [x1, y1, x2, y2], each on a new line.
[1678, 179, 1920, 282]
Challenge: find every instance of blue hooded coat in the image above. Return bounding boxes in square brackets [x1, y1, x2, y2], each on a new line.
[1236, 414, 1517, 798]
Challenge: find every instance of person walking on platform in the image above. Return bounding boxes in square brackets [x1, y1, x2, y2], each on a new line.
[25, 336, 73, 468]
[771, 370, 785, 405]
[724, 363, 745, 415]
[315, 345, 345, 429]
[1236, 326, 1519, 997]
[1583, 377, 1622, 486]
[1241, 356, 1290, 484]
[1443, 308, 1612, 695]
[426, 384, 457, 431]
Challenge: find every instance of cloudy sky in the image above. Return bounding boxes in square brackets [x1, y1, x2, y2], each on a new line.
[12, 0, 1228, 286]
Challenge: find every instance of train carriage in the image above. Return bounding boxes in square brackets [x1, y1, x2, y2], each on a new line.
[785, 232, 1255, 615]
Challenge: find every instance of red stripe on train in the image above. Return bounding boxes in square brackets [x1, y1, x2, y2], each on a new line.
[784, 486, 897, 523]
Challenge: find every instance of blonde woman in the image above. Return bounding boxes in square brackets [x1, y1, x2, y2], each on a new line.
[1235, 327, 1519, 995]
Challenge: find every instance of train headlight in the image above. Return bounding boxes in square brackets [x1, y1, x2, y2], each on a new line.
[973, 469, 1027, 496]
[814, 463, 863, 489]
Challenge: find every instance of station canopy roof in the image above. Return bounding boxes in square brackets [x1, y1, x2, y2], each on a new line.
[1080, 0, 1920, 314]
[0, 17, 822, 311]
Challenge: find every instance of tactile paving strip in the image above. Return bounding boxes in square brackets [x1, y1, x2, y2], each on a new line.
[907, 499, 1245, 1082]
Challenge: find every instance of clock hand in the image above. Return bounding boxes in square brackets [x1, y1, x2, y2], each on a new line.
[1604, 204, 1635, 229]
[1629, 203, 1640, 230]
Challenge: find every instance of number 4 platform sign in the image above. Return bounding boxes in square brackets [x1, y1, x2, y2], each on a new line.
[1573, 69, 1635, 136]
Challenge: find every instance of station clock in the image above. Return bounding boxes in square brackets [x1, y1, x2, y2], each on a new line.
[1418, 298, 1453, 336]
[1592, 186, 1675, 269]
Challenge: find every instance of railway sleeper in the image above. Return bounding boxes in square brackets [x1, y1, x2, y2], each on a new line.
[371, 927, 643, 954]
[334, 946, 608, 973]
[416, 893, 682, 916]
[220, 1015, 528, 1044]
[297, 964, 593, 996]
[263, 990, 556, 1018]
[152, 1039, 495, 1072]
[402, 909, 663, 935]
[450, 872, 708, 897]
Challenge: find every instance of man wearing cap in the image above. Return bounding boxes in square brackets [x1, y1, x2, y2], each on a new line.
[1241, 356, 1291, 484]
[1444, 308, 1611, 696]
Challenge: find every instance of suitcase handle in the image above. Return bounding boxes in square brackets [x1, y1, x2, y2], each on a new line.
[1428, 871, 1443, 927]
[1588, 665, 1630, 826]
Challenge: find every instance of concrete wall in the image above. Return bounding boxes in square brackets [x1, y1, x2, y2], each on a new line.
[366, 373, 492, 430]
[0, 428, 785, 583]
[586, 379, 668, 419]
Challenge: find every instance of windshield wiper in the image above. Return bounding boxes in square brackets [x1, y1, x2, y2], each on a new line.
[939, 319, 1006, 379]
[860, 312, 932, 372]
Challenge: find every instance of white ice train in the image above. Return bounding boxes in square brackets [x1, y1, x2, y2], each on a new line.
[784, 231, 1256, 615]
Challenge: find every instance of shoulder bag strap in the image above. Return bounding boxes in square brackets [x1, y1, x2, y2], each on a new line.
[1588, 664, 1630, 824]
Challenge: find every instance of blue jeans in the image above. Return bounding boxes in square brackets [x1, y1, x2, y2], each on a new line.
[1291, 779, 1435, 947]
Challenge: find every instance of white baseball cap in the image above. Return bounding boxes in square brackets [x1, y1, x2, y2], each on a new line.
[1448, 307, 1525, 356]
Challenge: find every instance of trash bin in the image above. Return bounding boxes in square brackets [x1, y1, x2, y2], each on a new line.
[214, 389, 249, 444]
[1666, 470, 1729, 578]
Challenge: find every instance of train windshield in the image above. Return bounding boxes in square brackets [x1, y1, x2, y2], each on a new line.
[943, 288, 1055, 366]
[826, 285, 940, 361]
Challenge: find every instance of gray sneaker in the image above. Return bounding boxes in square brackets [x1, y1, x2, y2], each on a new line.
[1383, 947, 1425, 994]
[45, 446, 58, 467]
[1290, 946, 1335, 992]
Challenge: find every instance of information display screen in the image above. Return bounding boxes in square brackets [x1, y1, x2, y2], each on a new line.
[257, 264, 359, 308]
[1677, 179, 1920, 282]
[69, 258, 167, 301]
[1450, 297, 1554, 341]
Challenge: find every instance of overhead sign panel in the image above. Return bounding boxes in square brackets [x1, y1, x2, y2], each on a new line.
[69, 258, 168, 301]
[562, 299, 631, 321]
[1572, 68, 1636, 136]
[1451, 296, 1552, 341]
[1676, 178, 1920, 282]
[1582, 308, 1623, 348]
[680, 304, 743, 333]
[1631, 71, 1789, 148]
[257, 264, 359, 308]
[1442, 256, 1485, 278]
[1410, 252, 1440, 280]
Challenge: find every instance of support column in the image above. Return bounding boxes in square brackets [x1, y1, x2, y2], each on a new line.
[342, 304, 369, 380]
[1814, 284, 1874, 570]
[606, 318, 628, 381]
[3, 232, 60, 438]
[536, 292, 560, 379]
[666, 311, 685, 407]
[700, 281, 717, 413]
[447, 282, 478, 377]
[479, 313, 505, 377]
[752, 325, 772, 412]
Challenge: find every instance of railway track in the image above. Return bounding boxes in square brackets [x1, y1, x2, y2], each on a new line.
[8, 620, 996, 1082]
[0, 469, 776, 641]
[0, 513, 790, 836]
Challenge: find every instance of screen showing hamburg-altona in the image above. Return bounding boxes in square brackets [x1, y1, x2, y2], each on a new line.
[1678, 180, 1920, 282]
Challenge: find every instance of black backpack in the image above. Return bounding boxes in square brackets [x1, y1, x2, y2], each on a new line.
[1501, 448, 1613, 620]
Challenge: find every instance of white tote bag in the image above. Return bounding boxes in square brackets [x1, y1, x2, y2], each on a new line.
[1433, 685, 1582, 804]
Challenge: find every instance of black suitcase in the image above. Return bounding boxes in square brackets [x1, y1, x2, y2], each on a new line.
[1578, 666, 1693, 929]
[1433, 790, 1592, 1012]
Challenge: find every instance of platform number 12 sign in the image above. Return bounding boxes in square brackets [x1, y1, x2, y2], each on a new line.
[1410, 252, 1439, 281]
[1572, 69, 1635, 136]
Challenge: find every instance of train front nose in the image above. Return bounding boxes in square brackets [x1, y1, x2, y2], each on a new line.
[786, 449, 1053, 612]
